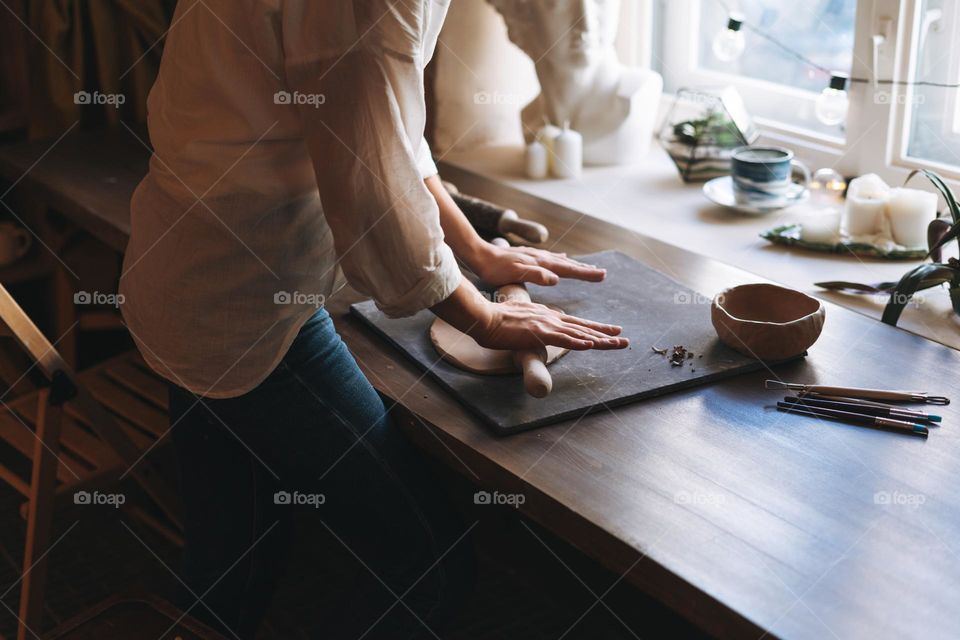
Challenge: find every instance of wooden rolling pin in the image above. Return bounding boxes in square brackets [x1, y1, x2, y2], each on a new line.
[491, 237, 552, 398]
[443, 181, 549, 244]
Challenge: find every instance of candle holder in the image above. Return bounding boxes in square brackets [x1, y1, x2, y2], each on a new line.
[658, 87, 758, 183]
[816, 169, 960, 327]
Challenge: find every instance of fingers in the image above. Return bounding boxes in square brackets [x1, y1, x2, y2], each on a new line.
[558, 313, 623, 336]
[516, 247, 607, 283]
[541, 332, 595, 350]
[544, 258, 606, 282]
[512, 264, 559, 286]
[553, 324, 628, 349]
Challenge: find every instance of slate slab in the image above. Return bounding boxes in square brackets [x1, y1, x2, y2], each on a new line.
[350, 250, 790, 434]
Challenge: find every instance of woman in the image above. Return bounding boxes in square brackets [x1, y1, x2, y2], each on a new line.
[119, 1, 628, 637]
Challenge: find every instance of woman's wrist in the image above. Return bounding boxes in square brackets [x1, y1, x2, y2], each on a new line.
[457, 236, 495, 276]
[430, 279, 496, 340]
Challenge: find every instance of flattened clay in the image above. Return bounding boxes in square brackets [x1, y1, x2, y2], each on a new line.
[429, 317, 569, 375]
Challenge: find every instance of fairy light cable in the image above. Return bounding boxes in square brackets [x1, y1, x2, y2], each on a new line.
[709, 0, 960, 89]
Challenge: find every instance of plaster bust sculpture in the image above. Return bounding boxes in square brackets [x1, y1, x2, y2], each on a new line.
[488, 0, 662, 166]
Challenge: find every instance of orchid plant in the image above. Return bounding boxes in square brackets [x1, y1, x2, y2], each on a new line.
[816, 169, 960, 327]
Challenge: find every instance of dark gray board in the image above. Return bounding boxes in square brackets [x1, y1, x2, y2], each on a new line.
[350, 250, 793, 434]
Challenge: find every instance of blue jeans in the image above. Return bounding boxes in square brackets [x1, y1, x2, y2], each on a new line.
[169, 308, 475, 639]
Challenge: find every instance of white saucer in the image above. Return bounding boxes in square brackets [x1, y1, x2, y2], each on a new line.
[703, 176, 808, 216]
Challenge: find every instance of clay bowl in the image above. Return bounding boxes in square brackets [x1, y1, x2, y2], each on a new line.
[711, 284, 825, 361]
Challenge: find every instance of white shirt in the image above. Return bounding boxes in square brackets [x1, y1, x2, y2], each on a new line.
[119, 0, 460, 398]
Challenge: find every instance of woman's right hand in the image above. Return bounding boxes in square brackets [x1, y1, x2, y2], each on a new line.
[471, 300, 627, 351]
[431, 280, 629, 352]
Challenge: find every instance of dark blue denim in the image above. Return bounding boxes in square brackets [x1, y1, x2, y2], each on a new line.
[169, 307, 475, 639]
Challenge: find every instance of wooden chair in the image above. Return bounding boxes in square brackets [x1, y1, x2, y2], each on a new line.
[0, 284, 181, 640]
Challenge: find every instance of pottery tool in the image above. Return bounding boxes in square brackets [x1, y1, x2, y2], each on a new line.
[802, 392, 943, 418]
[776, 402, 929, 437]
[443, 181, 549, 244]
[765, 380, 949, 405]
[782, 396, 941, 425]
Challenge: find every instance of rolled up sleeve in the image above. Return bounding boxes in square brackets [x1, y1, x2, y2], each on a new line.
[281, 0, 459, 316]
[415, 136, 438, 179]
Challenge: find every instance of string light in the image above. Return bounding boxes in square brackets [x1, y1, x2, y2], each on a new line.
[712, 12, 746, 62]
[815, 72, 850, 126]
[712, 6, 960, 128]
[712, 7, 960, 90]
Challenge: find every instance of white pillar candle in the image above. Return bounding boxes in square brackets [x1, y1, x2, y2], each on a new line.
[525, 140, 549, 179]
[551, 122, 582, 179]
[800, 207, 842, 244]
[843, 174, 890, 237]
[538, 124, 561, 172]
[887, 187, 937, 248]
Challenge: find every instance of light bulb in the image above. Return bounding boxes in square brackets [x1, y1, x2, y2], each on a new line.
[815, 73, 849, 126]
[712, 13, 746, 62]
[810, 168, 846, 206]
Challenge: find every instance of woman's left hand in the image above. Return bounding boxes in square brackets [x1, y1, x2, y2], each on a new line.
[468, 243, 607, 287]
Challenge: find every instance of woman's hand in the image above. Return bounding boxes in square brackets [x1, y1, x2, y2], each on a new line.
[431, 281, 628, 352]
[466, 242, 606, 287]
[472, 299, 628, 351]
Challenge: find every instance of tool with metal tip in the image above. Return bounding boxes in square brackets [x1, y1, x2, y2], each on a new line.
[765, 380, 949, 405]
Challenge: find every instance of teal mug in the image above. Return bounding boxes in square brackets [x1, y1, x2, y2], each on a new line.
[731, 146, 809, 204]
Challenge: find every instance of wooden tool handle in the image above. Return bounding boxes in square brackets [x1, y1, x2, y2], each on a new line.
[805, 385, 918, 402]
[498, 210, 549, 244]
[446, 188, 549, 244]
[497, 281, 553, 398]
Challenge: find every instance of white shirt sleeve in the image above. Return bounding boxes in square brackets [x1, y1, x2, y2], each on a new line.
[280, 0, 459, 317]
[416, 136, 439, 179]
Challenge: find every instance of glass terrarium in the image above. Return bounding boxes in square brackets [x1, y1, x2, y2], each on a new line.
[658, 87, 759, 182]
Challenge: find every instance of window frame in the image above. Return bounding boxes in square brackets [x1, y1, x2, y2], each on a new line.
[644, 0, 960, 189]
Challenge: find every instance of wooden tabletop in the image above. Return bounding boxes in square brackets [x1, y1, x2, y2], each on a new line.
[2, 129, 960, 638]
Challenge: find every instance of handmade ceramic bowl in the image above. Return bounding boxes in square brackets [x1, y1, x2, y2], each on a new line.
[711, 284, 825, 361]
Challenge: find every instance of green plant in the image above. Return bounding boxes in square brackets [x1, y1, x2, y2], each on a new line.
[816, 169, 960, 326]
[672, 110, 743, 147]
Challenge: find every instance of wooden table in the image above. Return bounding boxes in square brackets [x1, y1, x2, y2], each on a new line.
[3, 128, 960, 639]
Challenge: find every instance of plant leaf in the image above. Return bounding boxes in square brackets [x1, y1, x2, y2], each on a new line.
[907, 169, 960, 225]
[929, 218, 953, 261]
[881, 264, 957, 326]
[815, 281, 889, 294]
[927, 220, 960, 259]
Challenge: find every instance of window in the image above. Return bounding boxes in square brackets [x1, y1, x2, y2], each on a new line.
[903, 0, 960, 169]
[655, 0, 858, 138]
[646, 0, 960, 185]
[696, 3, 857, 95]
